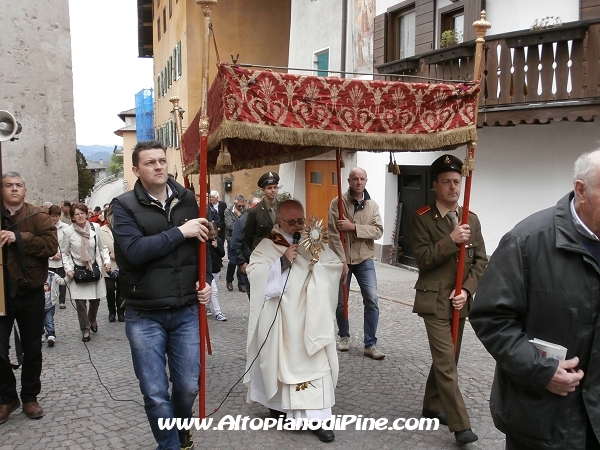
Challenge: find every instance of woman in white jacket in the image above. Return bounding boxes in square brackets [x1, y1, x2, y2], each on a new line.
[61, 203, 111, 342]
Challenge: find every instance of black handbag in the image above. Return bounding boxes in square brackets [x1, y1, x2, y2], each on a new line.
[72, 224, 102, 284]
[73, 261, 101, 284]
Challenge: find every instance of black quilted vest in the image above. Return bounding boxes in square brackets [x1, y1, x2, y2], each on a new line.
[112, 179, 199, 310]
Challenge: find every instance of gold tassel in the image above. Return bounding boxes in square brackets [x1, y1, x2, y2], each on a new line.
[461, 164, 469, 177]
[215, 141, 232, 171]
[392, 153, 401, 174]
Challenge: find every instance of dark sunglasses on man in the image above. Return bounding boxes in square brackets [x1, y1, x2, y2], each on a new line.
[280, 218, 305, 226]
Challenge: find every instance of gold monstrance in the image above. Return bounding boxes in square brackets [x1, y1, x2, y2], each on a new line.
[299, 216, 328, 265]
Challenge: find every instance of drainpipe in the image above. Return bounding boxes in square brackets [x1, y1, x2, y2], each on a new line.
[341, 0, 347, 78]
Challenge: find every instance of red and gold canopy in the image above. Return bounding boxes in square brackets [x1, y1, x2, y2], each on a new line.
[182, 63, 479, 175]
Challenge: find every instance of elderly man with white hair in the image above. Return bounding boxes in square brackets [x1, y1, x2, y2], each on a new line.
[471, 149, 600, 450]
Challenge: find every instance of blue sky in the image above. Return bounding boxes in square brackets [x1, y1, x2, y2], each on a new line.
[69, 0, 153, 146]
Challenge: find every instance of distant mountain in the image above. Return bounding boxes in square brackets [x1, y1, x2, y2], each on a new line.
[78, 145, 114, 164]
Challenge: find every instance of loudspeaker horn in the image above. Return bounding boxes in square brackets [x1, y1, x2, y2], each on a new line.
[0, 110, 22, 142]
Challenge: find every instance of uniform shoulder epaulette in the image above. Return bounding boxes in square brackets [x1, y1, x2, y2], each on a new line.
[469, 209, 477, 215]
[416, 206, 431, 215]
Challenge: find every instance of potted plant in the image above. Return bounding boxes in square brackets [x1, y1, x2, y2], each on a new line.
[440, 29, 463, 48]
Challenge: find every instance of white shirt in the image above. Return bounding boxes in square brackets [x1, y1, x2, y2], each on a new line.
[570, 198, 599, 241]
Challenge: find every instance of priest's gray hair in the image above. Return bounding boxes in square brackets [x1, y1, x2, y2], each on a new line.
[277, 199, 303, 214]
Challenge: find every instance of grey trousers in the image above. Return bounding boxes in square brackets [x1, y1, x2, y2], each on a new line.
[75, 299, 100, 334]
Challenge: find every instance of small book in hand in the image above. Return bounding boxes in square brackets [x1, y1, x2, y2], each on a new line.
[529, 338, 567, 361]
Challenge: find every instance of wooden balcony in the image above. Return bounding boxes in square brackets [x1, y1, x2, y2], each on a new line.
[375, 20, 600, 126]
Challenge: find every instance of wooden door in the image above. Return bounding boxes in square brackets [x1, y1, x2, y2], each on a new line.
[305, 160, 338, 225]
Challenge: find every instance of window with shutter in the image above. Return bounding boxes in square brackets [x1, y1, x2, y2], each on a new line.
[173, 122, 179, 149]
[390, 5, 415, 60]
[173, 47, 178, 81]
[439, 2, 465, 48]
[168, 56, 172, 88]
[176, 41, 182, 79]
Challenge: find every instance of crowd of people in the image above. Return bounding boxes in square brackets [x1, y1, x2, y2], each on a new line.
[1, 140, 599, 450]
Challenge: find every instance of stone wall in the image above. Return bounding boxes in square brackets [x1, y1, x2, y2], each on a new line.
[0, 0, 78, 205]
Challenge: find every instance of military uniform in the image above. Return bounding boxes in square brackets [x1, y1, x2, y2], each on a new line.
[243, 171, 280, 252]
[412, 202, 487, 432]
[411, 154, 487, 439]
[243, 197, 279, 252]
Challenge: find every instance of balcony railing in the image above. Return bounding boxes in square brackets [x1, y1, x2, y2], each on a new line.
[375, 20, 600, 126]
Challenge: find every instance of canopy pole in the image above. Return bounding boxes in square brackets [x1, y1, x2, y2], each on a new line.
[195, 0, 217, 419]
[336, 149, 348, 319]
[452, 11, 491, 354]
[235, 63, 473, 84]
[0, 141, 5, 315]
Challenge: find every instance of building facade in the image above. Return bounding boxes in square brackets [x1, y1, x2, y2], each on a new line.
[135, 0, 289, 202]
[0, 0, 78, 205]
[285, 0, 600, 262]
[115, 107, 137, 191]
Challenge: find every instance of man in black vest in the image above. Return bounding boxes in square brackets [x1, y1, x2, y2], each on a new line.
[111, 141, 211, 450]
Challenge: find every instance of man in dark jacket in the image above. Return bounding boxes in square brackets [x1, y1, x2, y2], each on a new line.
[230, 197, 260, 299]
[111, 141, 211, 450]
[209, 190, 227, 240]
[471, 149, 600, 450]
[224, 194, 246, 292]
[0, 172, 57, 423]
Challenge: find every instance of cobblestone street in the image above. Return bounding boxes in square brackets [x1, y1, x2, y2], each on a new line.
[1, 262, 505, 449]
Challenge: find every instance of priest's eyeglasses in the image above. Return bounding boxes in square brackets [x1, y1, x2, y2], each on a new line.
[280, 218, 305, 226]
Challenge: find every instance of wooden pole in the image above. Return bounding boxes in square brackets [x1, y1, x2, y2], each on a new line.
[452, 11, 491, 353]
[335, 149, 348, 319]
[195, 0, 217, 419]
[0, 141, 4, 316]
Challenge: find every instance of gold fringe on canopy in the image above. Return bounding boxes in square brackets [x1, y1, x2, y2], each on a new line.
[207, 121, 477, 154]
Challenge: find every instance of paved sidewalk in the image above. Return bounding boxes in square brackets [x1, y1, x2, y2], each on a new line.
[1, 261, 505, 449]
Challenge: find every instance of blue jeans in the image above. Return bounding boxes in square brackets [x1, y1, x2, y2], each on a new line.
[125, 305, 200, 450]
[44, 305, 56, 338]
[336, 259, 379, 347]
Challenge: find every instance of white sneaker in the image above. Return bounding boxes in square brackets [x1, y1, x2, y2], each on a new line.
[215, 313, 227, 321]
[206, 308, 213, 316]
[47, 336, 55, 347]
[337, 337, 350, 351]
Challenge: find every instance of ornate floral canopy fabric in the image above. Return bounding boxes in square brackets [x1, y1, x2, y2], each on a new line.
[182, 63, 479, 175]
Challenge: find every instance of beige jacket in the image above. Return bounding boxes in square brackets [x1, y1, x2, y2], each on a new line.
[328, 189, 383, 265]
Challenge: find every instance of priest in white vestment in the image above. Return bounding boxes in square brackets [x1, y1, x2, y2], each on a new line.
[244, 200, 343, 442]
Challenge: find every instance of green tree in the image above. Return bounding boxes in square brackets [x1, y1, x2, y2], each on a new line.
[107, 152, 123, 175]
[76, 148, 95, 201]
